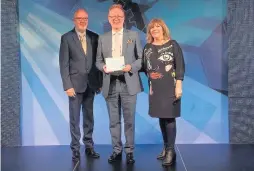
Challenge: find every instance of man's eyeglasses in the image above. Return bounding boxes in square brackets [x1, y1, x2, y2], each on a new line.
[108, 16, 124, 19]
[75, 17, 88, 21]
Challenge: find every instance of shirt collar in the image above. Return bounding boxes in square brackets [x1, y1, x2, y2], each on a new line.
[112, 28, 123, 35]
[75, 28, 86, 37]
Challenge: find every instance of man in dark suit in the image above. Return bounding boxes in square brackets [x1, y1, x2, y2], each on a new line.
[59, 9, 102, 162]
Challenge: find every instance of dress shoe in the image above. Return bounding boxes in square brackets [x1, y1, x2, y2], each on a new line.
[108, 152, 122, 163]
[72, 151, 80, 161]
[126, 153, 135, 164]
[85, 148, 100, 158]
[157, 147, 166, 160]
[162, 149, 176, 166]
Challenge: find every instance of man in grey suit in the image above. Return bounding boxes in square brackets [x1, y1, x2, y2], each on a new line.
[59, 9, 102, 162]
[96, 4, 143, 164]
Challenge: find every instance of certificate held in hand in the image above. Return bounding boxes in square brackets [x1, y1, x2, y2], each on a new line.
[105, 56, 125, 71]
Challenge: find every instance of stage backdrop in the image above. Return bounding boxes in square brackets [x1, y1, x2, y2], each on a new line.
[19, 0, 228, 145]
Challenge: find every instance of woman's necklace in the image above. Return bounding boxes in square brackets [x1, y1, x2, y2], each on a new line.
[153, 39, 165, 45]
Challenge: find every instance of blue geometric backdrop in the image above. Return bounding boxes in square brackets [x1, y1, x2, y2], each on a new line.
[19, 0, 228, 145]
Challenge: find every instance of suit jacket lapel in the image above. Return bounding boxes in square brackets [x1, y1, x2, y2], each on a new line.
[72, 29, 86, 56]
[86, 33, 92, 58]
[107, 31, 112, 57]
[122, 29, 128, 57]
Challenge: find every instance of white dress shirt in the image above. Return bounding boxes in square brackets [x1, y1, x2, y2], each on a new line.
[112, 28, 123, 57]
[75, 28, 86, 40]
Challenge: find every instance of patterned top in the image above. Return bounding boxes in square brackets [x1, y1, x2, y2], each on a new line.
[144, 40, 184, 84]
[142, 40, 185, 118]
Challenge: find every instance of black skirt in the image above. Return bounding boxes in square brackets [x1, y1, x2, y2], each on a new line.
[149, 91, 181, 118]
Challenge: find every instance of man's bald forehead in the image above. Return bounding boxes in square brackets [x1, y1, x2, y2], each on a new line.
[74, 9, 88, 17]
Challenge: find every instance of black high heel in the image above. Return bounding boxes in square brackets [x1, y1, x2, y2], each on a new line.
[157, 147, 166, 160]
[162, 149, 176, 166]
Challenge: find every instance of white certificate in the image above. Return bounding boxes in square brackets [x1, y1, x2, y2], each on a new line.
[105, 56, 125, 71]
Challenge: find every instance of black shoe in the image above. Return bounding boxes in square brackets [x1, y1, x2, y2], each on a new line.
[72, 151, 80, 162]
[108, 152, 122, 163]
[162, 149, 176, 166]
[126, 153, 135, 164]
[85, 148, 100, 158]
[157, 147, 166, 160]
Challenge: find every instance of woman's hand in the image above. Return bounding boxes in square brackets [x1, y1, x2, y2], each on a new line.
[150, 85, 153, 95]
[150, 72, 163, 79]
[175, 80, 182, 99]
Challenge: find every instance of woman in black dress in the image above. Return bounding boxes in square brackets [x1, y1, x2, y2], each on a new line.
[143, 18, 185, 166]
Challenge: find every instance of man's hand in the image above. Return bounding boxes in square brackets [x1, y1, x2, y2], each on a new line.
[122, 64, 132, 72]
[175, 80, 182, 99]
[66, 88, 76, 97]
[103, 65, 112, 73]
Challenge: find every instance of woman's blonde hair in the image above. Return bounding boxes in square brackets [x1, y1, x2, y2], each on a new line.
[146, 18, 171, 43]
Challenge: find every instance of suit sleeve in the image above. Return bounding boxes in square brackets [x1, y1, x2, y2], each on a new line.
[142, 44, 150, 86]
[131, 32, 142, 73]
[173, 40, 185, 80]
[59, 35, 73, 91]
[142, 44, 148, 75]
[95, 36, 105, 72]
[89, 35, 103, 90]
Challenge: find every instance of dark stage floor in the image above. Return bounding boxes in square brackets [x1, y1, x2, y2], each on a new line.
[2, 144, 254, 171]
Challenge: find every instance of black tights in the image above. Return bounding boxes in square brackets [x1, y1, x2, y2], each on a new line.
[159, 118, 176, 150]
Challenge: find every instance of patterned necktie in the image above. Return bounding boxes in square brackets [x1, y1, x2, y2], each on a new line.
[79, 35, 87, 54]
